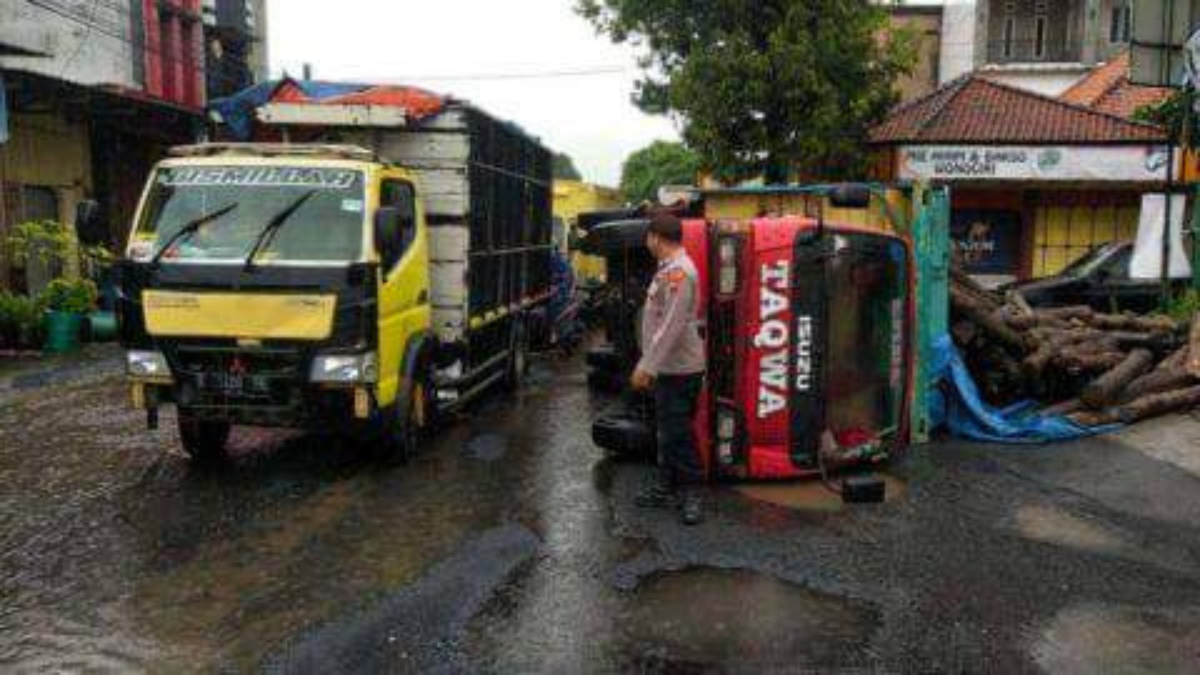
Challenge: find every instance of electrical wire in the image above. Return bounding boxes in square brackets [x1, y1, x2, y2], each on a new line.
[19, 0, 251, 92]
[57, 0, 101, 79]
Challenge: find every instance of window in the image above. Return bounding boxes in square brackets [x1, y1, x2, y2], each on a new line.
[1110, 4, 1132, 43]
[1003, 17, 1017, 59]
[379, 179, 417, 269]
[1034, 16, 1048, 59]
[138, 166, 367, 264]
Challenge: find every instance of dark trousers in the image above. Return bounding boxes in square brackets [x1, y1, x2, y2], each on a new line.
[653, 373, 704, 486]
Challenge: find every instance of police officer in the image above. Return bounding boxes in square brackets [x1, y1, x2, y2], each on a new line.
[631, 214, 706, 525]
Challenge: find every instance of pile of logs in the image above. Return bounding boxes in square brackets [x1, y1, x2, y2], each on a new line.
[950, 268, 1200, 428]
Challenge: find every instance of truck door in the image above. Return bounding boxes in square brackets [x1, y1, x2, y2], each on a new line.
[375, 176, 431, 410]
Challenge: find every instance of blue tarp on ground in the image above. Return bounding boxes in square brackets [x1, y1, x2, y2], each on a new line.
[929, 334, 1121, 443]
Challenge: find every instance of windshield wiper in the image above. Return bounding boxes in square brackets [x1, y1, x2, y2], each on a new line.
[242, 190, 318, 272]
[149, 202, 240, 268]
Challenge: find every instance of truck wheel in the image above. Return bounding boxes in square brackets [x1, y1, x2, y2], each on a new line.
[178, 413, 231, 464]
[503, 324, 529, 391]
[379, 375, 431, 463]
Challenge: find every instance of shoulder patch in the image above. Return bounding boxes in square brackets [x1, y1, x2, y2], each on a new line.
[666, 268, 686, 291]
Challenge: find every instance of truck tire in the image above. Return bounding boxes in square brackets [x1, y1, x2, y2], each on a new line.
[178, 413, 231, 464]
[377, 370, 432, 464]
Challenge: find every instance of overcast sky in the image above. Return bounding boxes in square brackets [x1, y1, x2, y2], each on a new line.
[267, 0, 679, 186]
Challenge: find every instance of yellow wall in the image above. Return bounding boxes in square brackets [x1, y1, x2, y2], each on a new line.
[1031, 204, 1140, 277]
[0, 111, 92, 196]
[0, 111, 94, 287]
[553, 180, 623, 284]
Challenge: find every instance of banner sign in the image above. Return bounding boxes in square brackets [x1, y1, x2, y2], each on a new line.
[157, 166, 360, 189]
[898, 145, 1171, 182]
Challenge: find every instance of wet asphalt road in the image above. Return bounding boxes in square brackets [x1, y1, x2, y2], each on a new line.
[2, 352, 1200, 673]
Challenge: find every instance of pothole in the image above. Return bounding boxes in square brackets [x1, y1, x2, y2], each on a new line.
[735, 475, 906, 513]
[615, 567, 879, 670]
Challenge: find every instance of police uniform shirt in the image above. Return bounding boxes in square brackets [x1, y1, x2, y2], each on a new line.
[637, 250, 706, 376]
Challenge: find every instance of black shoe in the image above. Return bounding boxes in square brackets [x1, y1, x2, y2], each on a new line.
[679, 490, 704, 526]
[635, 479, 673, 509]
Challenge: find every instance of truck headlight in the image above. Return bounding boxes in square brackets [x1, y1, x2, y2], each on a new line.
[310, 352, 378, 384]
[718, 237, 739, 294]
[716, 407, 738, 466]
[127, 350, 171, 379]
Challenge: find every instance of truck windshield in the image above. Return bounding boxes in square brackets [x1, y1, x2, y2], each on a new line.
[135, 165, 366, 264]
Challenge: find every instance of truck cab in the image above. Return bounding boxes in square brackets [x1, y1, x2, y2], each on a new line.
[703, 217, 912, 479]
[591, 192, 915, 481]
[111, 144, 438, 462]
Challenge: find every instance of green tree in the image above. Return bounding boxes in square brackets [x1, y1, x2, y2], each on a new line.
[1134, 91, 1196, 142]
[553, 152, 584, 181]
[578, 0, 916, 183]
[620, 140, 700, 204]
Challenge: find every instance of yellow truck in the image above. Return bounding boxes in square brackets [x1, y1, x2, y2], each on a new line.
[76, 95, 553, 463]
[552, 180, 622, 286]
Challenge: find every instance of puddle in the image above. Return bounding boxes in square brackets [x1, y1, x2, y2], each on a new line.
[616, 567, 878, 670]
[464, 433, 508, 462]
[1033, 604, 1200, 673]
[1014, 506, 1125, 555]
[735, 475, 906, 513]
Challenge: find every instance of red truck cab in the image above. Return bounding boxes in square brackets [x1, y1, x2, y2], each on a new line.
[689, 216, 914, 480]
[592, 209, 914, 481]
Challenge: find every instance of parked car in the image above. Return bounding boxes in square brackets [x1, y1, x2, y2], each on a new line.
[1004, 241, 1188, 314]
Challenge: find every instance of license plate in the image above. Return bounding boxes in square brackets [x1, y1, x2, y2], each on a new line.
[202, 372, 245, 393]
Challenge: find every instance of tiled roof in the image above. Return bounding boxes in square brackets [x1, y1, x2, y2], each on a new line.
[1059, 52, 1173, 119]
[870, 73, 1167, 144]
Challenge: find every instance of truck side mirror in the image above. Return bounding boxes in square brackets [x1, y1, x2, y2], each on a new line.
[74, 199, 107, 247]
[828, 184, 872, 209]
[374, 206, 403, 269]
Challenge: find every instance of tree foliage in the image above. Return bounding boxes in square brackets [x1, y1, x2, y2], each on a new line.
[620, 140, 701, 204]
[578, 0, 916, 182]
[1133, 90, 1196, 142]
[552, 152, 584, 181]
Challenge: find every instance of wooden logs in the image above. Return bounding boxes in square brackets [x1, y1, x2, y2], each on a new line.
[1116, 385, 1200, 424]
[1081, 349, 1155, 410]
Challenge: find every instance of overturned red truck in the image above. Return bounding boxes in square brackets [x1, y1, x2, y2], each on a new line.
[590, 186, 915, 481]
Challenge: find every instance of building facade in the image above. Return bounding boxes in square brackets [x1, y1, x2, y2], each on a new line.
[887, 5, 945, 103]
[202, 0, 268, 100]
[935, 0, 1134, 96]
[871, 70, 1169, 284]
[0, 0, 232, 289]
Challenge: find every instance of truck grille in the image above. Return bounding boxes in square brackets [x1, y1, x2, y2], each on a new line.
[167, 344, 309, 409]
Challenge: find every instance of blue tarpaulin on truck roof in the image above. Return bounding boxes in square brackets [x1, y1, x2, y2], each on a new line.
[929, 334, 1121, 443]
[211, 79, 370, 140]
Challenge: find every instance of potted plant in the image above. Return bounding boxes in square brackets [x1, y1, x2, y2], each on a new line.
[40, 278, 98, 353]
[0, 292, 45, 352]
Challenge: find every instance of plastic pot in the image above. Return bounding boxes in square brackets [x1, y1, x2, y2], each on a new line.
[84, 311, 118, 342]
[44, 310, 84, 354]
